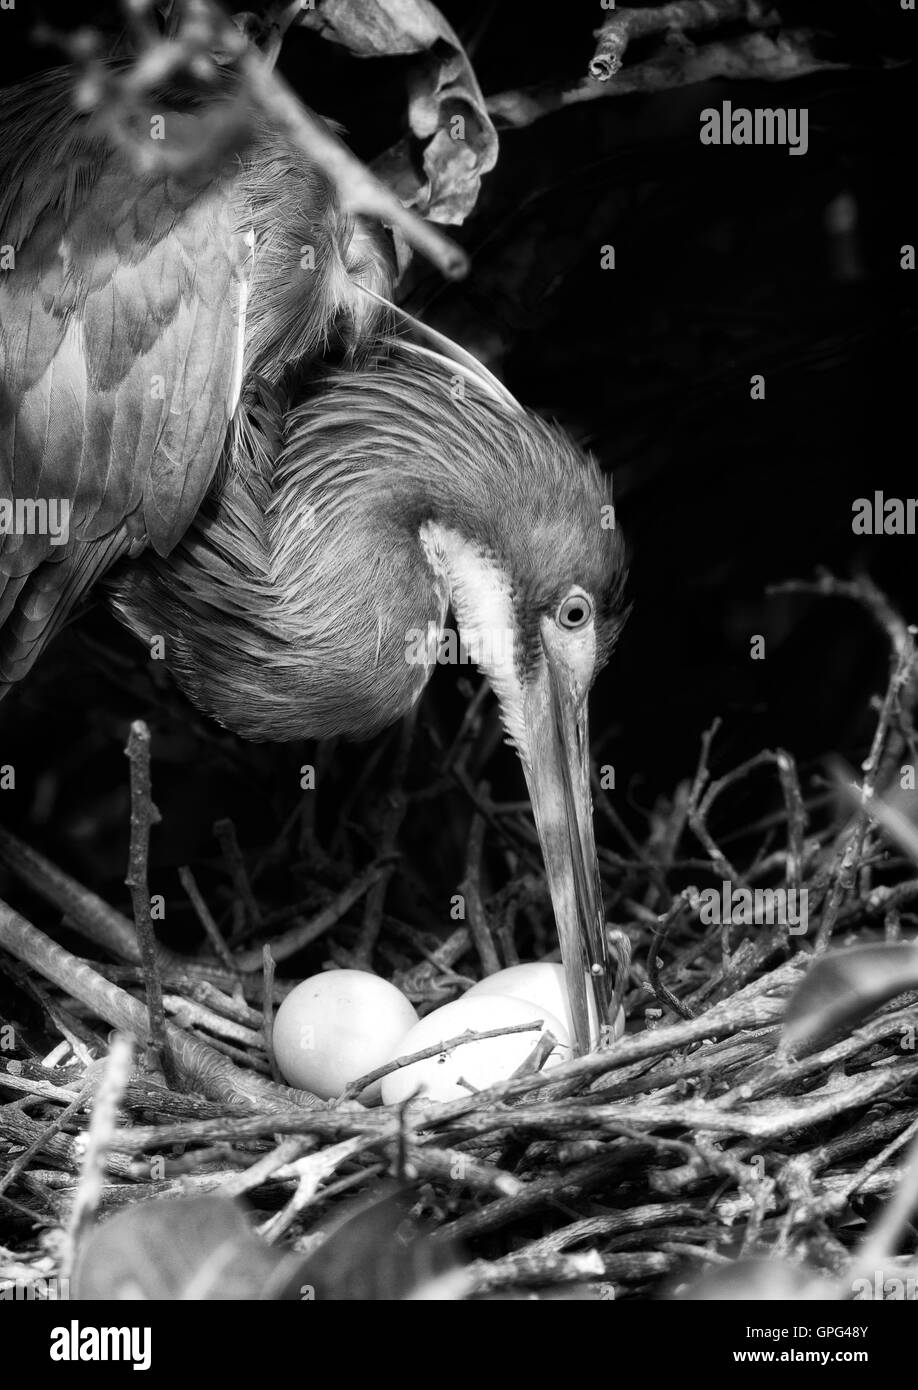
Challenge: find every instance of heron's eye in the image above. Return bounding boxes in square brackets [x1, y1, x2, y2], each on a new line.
[556, 591, 593, 631]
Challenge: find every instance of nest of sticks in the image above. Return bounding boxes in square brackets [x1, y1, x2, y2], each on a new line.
[0, 572, 916, 1300]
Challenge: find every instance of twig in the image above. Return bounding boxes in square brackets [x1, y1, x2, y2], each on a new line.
[590, 0, 765, 81]
[838, 1115, 918, 1207]
[646, 894, 697, 1020]
[0, 898, 321, 1113]
[849, 1123, 918, 1285]
[689, 743, 777, 888]
[178, 865, 239, 975]
[124, 721, 175, 1088]
[239, 43, 467, 280]
[339, 1020, 544, 1103]
[0, 827, 248, 995]
[233, 859, 393, 970]
[61, 1034, 133, 1278]
[256, 1137, 371, 1241]
[52, 0, 469, 279]
[0, 1086, 91, 1200]
[160, 997, 262, 1050]
[437, 679, 493, 778]
[816, 633, 918, 949]
[0, 825, 145, 964]
[351, 708, 417, 970]
[459, 789, 502, 977]
[509, 1031, 559, 1078]
[254, 0, 307, 66]
[213, 818, 263, 936]
[488, 30, 846, 129]
[775, 749, 807, 892]
[391, 924, 474, 1001]
[262, 946, 282, 1085]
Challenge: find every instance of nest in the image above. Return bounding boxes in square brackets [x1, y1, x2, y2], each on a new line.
[1, 572, 917, 1301]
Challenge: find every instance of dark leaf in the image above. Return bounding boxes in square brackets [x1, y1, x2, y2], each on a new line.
[782, 943, 918, 1055]
[73, 1195, 302, 1300]
[275, 1182, 468, 1301]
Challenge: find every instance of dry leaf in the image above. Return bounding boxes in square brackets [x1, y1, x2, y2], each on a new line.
[300, 0, 498, 225]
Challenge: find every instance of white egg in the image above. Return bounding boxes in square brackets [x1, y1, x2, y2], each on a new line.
[466, 961, 625, 1046]
[273, 970, 418, 1104]
[380, 994, 571, 1105]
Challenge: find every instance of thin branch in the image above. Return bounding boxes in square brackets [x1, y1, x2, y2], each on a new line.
[589, 0, 766, 82]
[459, 789, 502, 977]
[124, 721, 175, 1088]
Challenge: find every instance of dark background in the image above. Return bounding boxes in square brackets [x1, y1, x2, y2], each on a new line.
[0, 0, 916, 963]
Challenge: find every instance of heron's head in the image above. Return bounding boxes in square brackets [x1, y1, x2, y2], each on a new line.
[277, 344, 629, 1050]
[413, 377, 628, 1054]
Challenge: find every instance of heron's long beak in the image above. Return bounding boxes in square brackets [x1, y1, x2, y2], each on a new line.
[521, 627, 614, 1055]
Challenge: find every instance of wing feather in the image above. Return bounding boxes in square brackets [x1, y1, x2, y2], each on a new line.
[0, 66, 397, 696]
[0, 69, 250, 687]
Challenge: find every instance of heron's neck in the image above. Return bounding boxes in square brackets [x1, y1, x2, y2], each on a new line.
[112, 361, 542, 743]
[111, 453, 453, 743]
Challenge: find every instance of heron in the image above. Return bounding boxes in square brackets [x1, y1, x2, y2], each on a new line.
[0, 65, 629, 1053]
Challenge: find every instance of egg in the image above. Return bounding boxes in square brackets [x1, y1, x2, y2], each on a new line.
[380, 994, 571, 1105]
[272, 970, 418, 1103]
[465, 961, 625, 1046]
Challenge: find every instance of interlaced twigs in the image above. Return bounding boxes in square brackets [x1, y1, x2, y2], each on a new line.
[771, 574, 918, 949]
[5, 576, 918, 1294]
[646, 892, 698, 1020]
[688, 723, 765, 888]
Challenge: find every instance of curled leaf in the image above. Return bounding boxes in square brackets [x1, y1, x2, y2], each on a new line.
[300, 0, 498, 225]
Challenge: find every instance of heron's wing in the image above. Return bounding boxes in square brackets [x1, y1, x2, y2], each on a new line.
[0, 70, 251, 688]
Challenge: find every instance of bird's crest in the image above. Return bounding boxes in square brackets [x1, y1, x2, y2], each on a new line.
[357, 286, 523, 416]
